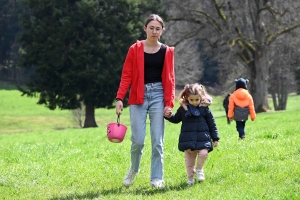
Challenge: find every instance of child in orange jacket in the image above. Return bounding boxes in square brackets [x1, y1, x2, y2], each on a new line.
[228, 78, 256, 139]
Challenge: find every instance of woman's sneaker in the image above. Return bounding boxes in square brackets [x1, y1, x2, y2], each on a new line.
[196, 168, 205, 182]
[123, 169, 137, 187]
[150, 179, 165, 189]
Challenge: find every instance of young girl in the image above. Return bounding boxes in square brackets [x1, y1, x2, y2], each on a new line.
[164, 83, 219, 186]
[228, 78, 256, 139]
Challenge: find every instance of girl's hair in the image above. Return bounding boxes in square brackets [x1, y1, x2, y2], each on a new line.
[179, 83, 209, 104]
[145, 14, 165, 29]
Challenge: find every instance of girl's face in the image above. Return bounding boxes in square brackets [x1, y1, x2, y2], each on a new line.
[144, 20, 163, 41]
[187, 94, 201, 107]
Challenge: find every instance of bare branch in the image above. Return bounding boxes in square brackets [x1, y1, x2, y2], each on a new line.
[258, 6, 289, 17]
[167, 25, 205, 47]
[259, 6, 290, 25]
[213, 0, 227, 23]
[267, 23, 300, 45]
[168, 2, 224, 34]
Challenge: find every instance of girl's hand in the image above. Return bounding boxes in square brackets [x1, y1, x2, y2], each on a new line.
[213, 141, 219, 147]
[115, 100, 123, 115]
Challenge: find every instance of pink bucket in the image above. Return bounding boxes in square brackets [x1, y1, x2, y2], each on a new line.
[107, 115, 127, 143]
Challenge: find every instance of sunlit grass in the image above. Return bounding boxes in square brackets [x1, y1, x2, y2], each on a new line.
[0, 88, 300, 199]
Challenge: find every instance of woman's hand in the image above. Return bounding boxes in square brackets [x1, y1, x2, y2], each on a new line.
[115, 100, 123, 115]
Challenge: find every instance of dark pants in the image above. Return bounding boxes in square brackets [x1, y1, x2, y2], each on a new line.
[236, 121, 246, 139]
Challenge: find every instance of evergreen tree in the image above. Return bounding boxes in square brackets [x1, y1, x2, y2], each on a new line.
[18, 0, 157, 127]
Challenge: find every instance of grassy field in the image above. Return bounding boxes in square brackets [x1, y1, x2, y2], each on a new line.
[0, 87, 299, 200]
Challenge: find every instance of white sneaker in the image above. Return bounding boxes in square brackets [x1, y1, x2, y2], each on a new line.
[196, 168, 205, 182]
[150, 179, 165, 189]
[187, 179, 195, 186]
[123, 169, 137, 187]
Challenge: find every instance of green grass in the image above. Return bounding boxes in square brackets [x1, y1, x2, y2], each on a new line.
[0, 89, 300, 200]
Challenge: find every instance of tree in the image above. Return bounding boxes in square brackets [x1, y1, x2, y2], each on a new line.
[268, 34, 300, 110]
[0, 0, 15, 65]
[296, 67, 300, 95]
[18, 0, 155, 127]
[0, 0, 25, 83]
[163, 0, 300, 112]
[265, 1, 300, 110]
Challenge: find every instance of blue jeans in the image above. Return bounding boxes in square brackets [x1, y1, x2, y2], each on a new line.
[236, 121, 246, 138]
[129, 82, 165, 181]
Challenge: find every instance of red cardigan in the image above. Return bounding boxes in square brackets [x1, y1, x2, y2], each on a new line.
[116, 40, 175, 108]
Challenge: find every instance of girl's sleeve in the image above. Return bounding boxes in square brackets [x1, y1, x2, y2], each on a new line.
[228, 95, 234, 119]
[248, 94, 256, 121]
[205, 108, 220, 142]
[164, 107, 183, 124]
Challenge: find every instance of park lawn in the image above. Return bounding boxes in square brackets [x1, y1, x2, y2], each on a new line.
[0, 89, 299, 199]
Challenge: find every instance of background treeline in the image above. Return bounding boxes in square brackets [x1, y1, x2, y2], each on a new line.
[1, 0, 300, 128]
[162, 0, 300, 112]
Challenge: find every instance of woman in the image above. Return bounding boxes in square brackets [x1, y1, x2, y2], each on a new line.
[115, 14, 175, 189]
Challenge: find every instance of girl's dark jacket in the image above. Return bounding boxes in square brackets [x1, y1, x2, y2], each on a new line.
[165, 105, 220, 152]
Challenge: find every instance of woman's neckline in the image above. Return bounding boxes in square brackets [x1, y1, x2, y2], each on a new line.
[144, 41, 161, 54]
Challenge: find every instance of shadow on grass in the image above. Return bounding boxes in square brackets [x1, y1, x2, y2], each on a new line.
[50, 182, 189, 200]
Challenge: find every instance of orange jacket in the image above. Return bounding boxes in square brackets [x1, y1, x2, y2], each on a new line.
[116, 40, 175, 108]
[228, 88, 256, 121]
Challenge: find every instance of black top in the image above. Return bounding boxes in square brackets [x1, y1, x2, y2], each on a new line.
[144, 44, 166, 84]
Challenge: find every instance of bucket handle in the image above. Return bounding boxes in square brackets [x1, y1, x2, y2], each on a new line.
[117, 114, 121, 126]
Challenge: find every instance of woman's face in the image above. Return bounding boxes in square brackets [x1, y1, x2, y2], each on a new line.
[187, 94, 201, 107]
[144, 20, 163, 41]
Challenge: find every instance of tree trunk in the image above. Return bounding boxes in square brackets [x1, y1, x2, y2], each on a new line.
[249, 48, 271, 112]
[249, 5, 271, 113]
[83, 104, 98, 128]
[270, 77, 288, 111]
[271, 92, 287, 111]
